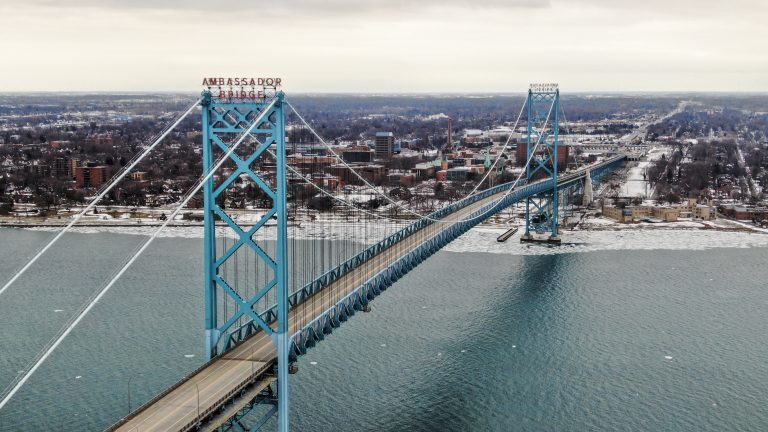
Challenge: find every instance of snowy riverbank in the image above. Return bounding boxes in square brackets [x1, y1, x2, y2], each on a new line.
[11, 214, 768, 257]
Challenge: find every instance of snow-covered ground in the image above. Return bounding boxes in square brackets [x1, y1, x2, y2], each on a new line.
[619, 146, 669, 198]
[446, 226, 768, 256]
[22, 214, 768, 257]
[23, 219, 410, 245]
[620, 163, 650, 197]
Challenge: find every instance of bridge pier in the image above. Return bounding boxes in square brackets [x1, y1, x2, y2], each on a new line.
[520, 233, 562, 244]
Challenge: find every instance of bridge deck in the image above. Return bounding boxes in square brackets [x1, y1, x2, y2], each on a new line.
[110, 189, 502, 432]
[109, 158, 623, 431]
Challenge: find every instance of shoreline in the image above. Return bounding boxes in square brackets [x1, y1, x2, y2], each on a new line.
[4, 217, 768, 257]
[3, 215, 766, 235]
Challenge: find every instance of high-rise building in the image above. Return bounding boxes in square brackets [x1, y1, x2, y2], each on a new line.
[374, 132, 394, 159]
[75, 166, 110, 188]
[69, 158, 82, 179]
[53, 158, 69, 178]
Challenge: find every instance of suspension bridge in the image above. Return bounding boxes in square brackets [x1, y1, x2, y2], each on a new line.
[0, 83, 625, 432]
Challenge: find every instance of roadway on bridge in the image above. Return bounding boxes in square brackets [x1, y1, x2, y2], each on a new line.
[108, 156, 625, 431]
[109, 185, 510, 432]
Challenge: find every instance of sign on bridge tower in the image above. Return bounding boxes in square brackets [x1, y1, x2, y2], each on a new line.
[200, 79, 290, 432]
[521, 83, 562, 243]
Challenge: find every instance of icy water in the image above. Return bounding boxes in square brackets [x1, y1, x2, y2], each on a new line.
[1, 227, 768, 431]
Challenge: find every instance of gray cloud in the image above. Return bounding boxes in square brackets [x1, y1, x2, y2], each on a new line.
[2, 0, 765, 91]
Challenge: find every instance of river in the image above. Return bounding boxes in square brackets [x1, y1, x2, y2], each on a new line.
[0, 227, 767, 431]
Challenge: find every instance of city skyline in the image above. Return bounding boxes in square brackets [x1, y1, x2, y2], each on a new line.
[2, 0, 766, 93]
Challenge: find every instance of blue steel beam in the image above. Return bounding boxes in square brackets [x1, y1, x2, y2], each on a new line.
[220, 155, 626, 356]
[106, 154, 624, 432]
[223, 155, 627, 351]
[287, 156, 625, 361]
[273, 93, 290, 432]
[523, 87, 561, 240]
[200, 90, 291, 432]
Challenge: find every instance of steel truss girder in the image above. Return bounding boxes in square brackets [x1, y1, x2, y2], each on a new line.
[213, 156, 625, 432]
[223, 156, 626, 353]
[217, 385, 278, 432]
[288, 157, 625, 361]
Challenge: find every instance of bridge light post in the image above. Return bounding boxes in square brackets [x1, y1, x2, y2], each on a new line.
[127, 374, 142, 415]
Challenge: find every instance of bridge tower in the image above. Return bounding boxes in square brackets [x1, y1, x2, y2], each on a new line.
[200, 88, 291, 431]
[521, 83, 561, 243]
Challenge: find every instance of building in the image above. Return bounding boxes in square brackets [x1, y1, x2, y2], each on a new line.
[130, 171, 148, 181]
[85, 135, 114, 146]
[49, 140, 71, 149]
[679, 198, 714, 220]
[69, 158, 82, 179]
[286, 154, 336, 171]
[516, 144, 570, 168]
[31, 162, 50, 177]
[326, 163, 386, 186]
[413, 162, 437, 180]
[53, 158, 69, 177]
[653, 207, 680, 222]
[387, 171, 415, 187]
[374, 132, 394, 159]
[602, 203, 680, 223]
[311, 174, 341, 189]
[446, 166, 472, 181]
[515, 143, 527, 166]
[725, 205, 768, 221]
[605, 198, 717, 223]
[341, 146, 374, 163]
[75, 166, 110, 188]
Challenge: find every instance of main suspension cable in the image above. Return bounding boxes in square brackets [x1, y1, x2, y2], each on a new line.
[285, 97, 554, 225]
[0, 98, 276, 411]
[285, 99, 526, 218]
[0, 98, 201, 298]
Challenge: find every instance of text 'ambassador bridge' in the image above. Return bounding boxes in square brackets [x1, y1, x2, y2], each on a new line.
[0, 81, 625, 431]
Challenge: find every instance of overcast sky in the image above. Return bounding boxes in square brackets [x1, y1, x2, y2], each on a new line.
[2, 0, 766, 92]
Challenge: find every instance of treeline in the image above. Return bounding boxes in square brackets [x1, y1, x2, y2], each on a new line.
[647, 140, 745, 203]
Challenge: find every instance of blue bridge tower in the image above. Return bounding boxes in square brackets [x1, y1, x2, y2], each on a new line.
[200, 89, 291, 431]
[521, 83, 561, 243]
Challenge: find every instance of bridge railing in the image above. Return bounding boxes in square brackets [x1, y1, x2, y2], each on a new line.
[288, 169, 559, 360]
[223, 155, 626, 350]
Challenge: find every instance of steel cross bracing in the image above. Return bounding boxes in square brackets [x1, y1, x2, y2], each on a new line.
[105, 153, 625, 432]
[200, 90, 291, 432]
[522, 88, 561, 240]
